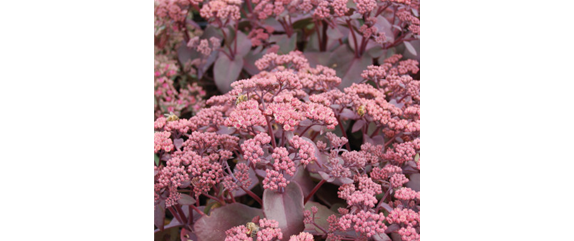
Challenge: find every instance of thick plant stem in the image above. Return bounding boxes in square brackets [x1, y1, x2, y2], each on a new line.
[346, 19, 360, 58]
[304, 179, 326, 204]
[190, 204, 207, 217]
[337, 117, 352, 150]
[240, 186, 263, 208]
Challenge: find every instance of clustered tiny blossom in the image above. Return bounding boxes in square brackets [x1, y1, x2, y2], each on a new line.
[394, 187, 420, 201]
[289, 232, 314, 241]
[241, 133, 271, 165]
[256, 218, 283, 241]
[154, 131, 174, 153]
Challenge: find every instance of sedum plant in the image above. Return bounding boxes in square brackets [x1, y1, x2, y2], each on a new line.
[154, 0, 420, 241]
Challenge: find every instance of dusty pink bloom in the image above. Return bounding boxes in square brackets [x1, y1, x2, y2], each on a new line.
[312, 0, 330, 20]
[289, 136, 317, 166]
[200, 0, 242, 20]
[360, 143, 384, 165]
[154, 117, 167, 129]
[272, 147, 296, 176]
[383, 140, 418, 165]
[289, 232, 314, 241]
[257, 218, 283, 241]
[370, 164, 403, 181]
[302, 102, 337, 129]
[339, 210, 387, 237]
[387, 208, 420, 226]
[255, 51, 310, 71]
[264, 102, 305, 132]
[354, 0, 376, 14]
[225, 225, 251, 241]
[225, 100, 267, 131]
[154, 131, 174, 153]
[248, 28, 271, 47]
[242, 133, 272, 165]
[332, 0, 348, 16]
[326, 132, 348, 149]
[390, 173, 409, 188]
[263, 169, 288, 191]
[197, 39, 212, 55]
[398, 225, 420, 241]
[394, 187, 420, 201]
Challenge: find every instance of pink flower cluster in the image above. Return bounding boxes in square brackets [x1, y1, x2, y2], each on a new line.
[339, 210, 387, 238]
[289, 232, 314, 241]
[383, 139, 420, 165]
[255, 51, 310, 71]
[224, 225, 251, 241]
[225, 100, 267, 131]
[187, 36, 221, 56]
[241, 133, 271, 165]
[154, 131, 174, 153]
[394, 187, 420, 201]
[338, 175, 382, 208]
[154, 55, 206, 117]
[200, 0, 242, 21]
[370, 164, 403, 182]
[289, 136, 316, 166]
[248, 27, 274, 47]
[256, 218, 283, 241]
[222, 162, 252, 192]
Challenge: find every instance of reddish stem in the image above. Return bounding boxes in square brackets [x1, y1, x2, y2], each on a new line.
[240, 186, 263, 207]
[337, 117, 351, 150]
[190, 204, 207, 217]
[346, 19, 360, 58]
[304, 179, 326, 204]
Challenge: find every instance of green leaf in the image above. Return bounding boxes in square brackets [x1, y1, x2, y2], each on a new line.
[155, 154, 160, 166]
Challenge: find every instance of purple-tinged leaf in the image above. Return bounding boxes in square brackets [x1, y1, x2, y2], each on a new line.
[303, 52, 331, 68]
[411, 8, 419, 17]
[255, 166, 269, 177]
[372, 135, 385, 146]
[339, 108, 358, 120]
[216, 126, 236, 135]
[327, 26, 344, 39]
[406, 173, 420, 192]
[154, 226, 179, 241]
[263, 182, 305, 239]
[318, 171, 335, 182]
[299, 119, 312, 127]
[385, 224, 401, 234]
[352, 120, 366, 133]
[403, 41, 417, 56]
[373, 16, 395, 43]
[329, 45, 372, 89]
[178, 194, 196, 206]
[269, 33, 298, 54]
[339, 177, 354, 184]
[194, 203, 264, 241]
[234, 31, 252, 58]
[154, 200, 166, 230]
[379, 202, 394, 213]
[291, 166, 314, 197]
[174, 138, 184, 150]
[373, 232, 392, 241]
[214, 53, 244, 93]
[243, 46, 265, 76]
[304, 201, 336, 233]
